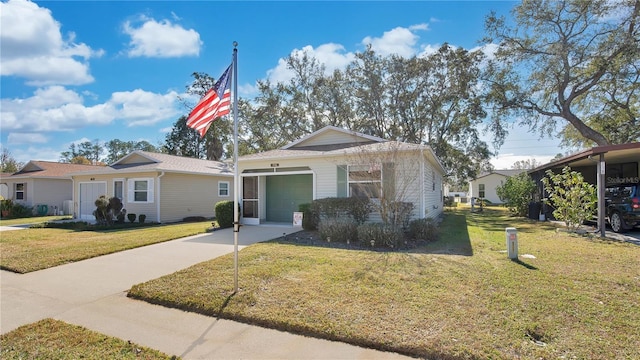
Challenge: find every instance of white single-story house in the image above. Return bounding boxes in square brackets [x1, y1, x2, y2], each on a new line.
[237, 126, 446, 225]
[0, 161, 102, 215]
[70, 151, 233, 223]
[468, 169, 526, 204]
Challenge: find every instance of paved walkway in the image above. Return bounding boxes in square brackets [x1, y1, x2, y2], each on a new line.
[0, 225, 410, 359]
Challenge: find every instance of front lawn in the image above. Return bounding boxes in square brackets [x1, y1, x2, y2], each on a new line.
[0, 215, 72, 226]
[0, 220, 213, 273]
[128, 208, 640, 359]
[0, 318, 177, 359]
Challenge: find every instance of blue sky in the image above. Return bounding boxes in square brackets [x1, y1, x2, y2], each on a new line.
[1, 0, 564, 168]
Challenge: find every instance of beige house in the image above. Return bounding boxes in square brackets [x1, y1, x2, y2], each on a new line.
[70, 151, 233, 223]
[237, 126, 446, 225]
[0, 161, 102, 215]
[468, 170, 525, 204]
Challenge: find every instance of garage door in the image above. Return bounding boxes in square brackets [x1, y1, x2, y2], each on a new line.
[266, 174, 312, 223]
[79, 182, 106, 220]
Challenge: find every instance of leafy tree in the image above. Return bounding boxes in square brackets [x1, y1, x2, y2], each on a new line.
[483, 0, 640, 147]
[0, 147, 22, 173]
[69, 156, 92, 165]
[511, 158, 541, 170]
[163, 116, 207, 159]
[105, 139, 157, 164]
[60, 140, 104, 164]
[496, 172, 536, 216]
[542, 166, 597, 232]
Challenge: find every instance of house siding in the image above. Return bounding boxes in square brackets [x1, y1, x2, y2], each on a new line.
[469, 173, 508, 204]
[31, 178, 73, 214]
[159, 173, 233, 223]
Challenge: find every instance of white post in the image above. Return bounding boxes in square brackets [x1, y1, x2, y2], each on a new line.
[232, 42, 239, 293]
[505, 227, 518, 260]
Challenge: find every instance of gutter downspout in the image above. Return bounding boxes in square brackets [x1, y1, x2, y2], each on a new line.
[420, 149, 425, 218]
[157, 171, 165, 223]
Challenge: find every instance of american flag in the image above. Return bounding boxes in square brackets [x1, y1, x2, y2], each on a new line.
[186, 63, 232, 138]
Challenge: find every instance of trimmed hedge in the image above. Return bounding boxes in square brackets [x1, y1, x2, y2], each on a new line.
[214, 200, 236, 228]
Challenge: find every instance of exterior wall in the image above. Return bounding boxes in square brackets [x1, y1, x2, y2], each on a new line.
[73, 172, 159, 222]
[469, 173, 508, 204]
[31, 178, 73, 214]
[239, 151, 445, 223]
[159, 173, 233, 223]
[1, 178, 36, 208]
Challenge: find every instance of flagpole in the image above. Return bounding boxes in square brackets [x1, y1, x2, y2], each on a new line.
[232, 41, 239, 293]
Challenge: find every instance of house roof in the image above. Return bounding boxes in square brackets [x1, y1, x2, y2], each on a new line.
[472, 169, 526, 181]
[528, 142, 640, 174]
[70, 151, 233, 177]
[240, 126, 446, 175]
[2, 161, 103, 180]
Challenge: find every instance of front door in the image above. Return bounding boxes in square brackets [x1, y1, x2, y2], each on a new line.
[266, 174, 312, 223]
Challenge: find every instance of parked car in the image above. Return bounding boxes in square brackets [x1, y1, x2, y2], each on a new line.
[605, 183, 640, 233]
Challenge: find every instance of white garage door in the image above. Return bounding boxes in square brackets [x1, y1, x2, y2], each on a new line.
[79, 182, 106, 221]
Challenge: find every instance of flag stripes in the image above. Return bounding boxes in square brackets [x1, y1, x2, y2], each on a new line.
[186, 63, 232, 137]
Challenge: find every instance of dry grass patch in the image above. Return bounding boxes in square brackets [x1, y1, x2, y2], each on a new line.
[0, 318, 177, 359]
[129, 208, 640, 359]
[0, 221, 212, 273]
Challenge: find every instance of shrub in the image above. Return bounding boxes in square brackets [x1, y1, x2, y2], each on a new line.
[215, 200, 235, 228]
[542, 166, 597, 231]
[408, 218, 438, 242]
[357, 223, 404, 248]
[183, 216, 207, 222]
[127, 213, 137, 223]
[310, 197, 371, 224]
[1, 199, 13, 217]
[318, 218, 357, 243]
[116, 210, 126, 223]
[298, 203, 317, 230]
[138, 214, 146, 223]
[496, 172, 536, 216]
[10, 203, 33, 218]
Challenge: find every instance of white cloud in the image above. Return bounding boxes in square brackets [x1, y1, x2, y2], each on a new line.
[490, 153, 556, 170]
[7, 133, 48, 145]
[123, 16, 202, 58]
[362, 24, 428, 57]
[0, 86, 182, 133]
[109, 89, 182, 126]
[267, 43, 355, 84]
[0, 0, 101, 85]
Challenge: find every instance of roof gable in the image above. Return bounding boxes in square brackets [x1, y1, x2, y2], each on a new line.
[282, 126, 385, 150]
[473, 169, 525, 181]
[112, 152, 159, 166]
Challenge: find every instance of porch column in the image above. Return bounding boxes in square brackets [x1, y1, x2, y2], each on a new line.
[597, 153, 606, 237]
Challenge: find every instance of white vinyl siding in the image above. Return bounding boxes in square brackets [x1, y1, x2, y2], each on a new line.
[218, 181, 230, 197]
[160, 173, 232, 223]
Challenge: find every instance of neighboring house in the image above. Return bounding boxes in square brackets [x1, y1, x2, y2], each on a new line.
[237, 126, 446, 225]
[468, 170, 525, 204]
[70, 151, 233, 223]
[0, 161, 101, 215]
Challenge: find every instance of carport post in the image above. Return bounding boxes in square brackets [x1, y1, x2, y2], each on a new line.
[597, 154, 606, 237]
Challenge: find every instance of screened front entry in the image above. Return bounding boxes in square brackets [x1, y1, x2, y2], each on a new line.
[265, 174, 313, 223]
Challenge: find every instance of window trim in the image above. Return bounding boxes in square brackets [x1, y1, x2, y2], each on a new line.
[127, 178, 154, 203]
[348, 163, 382, 199]
[15, 183, 25, 200]
[478, 183, 485, 199]
[218, 181, 230, 197]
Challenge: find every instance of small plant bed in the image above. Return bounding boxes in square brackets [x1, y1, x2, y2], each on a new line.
[31, 220, 160, 231]
[0, 318, 177, 359]
[128, 208, 639, 359]
[0, 220, 213, 273]
[275, 229, 433, 251]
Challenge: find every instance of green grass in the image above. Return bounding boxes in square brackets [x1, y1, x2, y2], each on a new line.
[0, 221, 213, 273]
[129, 208, 640, 359]
[0, 215, 72, 226]
[0, 318, 177, 359]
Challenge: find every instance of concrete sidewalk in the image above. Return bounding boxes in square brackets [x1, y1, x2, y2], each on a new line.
[0, 224, 410, 359]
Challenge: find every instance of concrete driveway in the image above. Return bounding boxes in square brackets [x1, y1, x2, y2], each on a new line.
[0, 224, 410, 359]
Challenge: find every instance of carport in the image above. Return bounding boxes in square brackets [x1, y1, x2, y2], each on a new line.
[528, 142, 640, 237]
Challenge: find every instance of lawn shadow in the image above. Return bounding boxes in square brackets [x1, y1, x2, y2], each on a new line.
[511, 258, 538, 270]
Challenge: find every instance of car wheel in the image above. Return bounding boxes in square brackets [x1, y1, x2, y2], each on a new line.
[610, 212, 628, 233]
